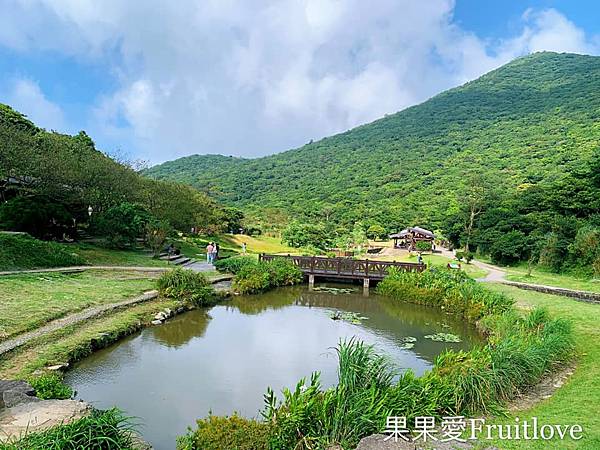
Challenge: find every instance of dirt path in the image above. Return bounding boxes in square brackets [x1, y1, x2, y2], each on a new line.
[0, 291, 159, 356]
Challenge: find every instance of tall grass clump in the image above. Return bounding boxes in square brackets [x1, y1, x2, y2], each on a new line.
[0, 233, 85, 271]
[214, 255, 256, 274]
[157, 268, 216, 306]
[0, 409, 136, 450]
[222, 257, 303, 294]
[376, 267, 514, 319]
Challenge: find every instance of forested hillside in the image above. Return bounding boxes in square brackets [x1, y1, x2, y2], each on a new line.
[147, 52, 597, 223]
[146, 52, 599, 273]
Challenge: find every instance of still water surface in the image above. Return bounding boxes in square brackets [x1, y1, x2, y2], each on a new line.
[65, 285, 482, 449]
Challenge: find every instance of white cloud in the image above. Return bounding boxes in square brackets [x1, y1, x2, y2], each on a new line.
[2, 78, 66, 131]
[0, 2, 597, 162]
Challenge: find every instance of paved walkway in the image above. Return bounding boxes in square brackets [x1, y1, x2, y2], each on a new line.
[440, 248, 599, 302]
[0, 291, 159, 356]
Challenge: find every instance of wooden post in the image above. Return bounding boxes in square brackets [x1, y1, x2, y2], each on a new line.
[363, 278, 370, 296]
[309, 274, 315, 289]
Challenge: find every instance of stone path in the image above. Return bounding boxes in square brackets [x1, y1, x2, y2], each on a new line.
[0, 291, 159, 356]
[0, 266, 168, 276]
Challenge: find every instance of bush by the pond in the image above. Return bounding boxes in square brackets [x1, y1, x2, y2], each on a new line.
[28, 372, 73, 400]
[0, 233, 85, 271]
[214, 255, 256, 274]
[157, 268, 216, 306]
[177, 414, 271, 450]
[0, 408, 136, 450]
[236, 260, 303, 294]
[182, 269, 573, 449]
[222, 257, 303, 294]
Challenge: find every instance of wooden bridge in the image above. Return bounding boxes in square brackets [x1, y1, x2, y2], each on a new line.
[259, 254, 426, 290]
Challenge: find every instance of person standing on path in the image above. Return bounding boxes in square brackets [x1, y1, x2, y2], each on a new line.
[241, 242, 247, 254]
[213, 243, 220, 261]
[206, 243, 214, 263]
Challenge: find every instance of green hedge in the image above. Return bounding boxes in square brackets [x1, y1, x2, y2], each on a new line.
[0, 233, 85, 271]
[181, 268, 573, 449]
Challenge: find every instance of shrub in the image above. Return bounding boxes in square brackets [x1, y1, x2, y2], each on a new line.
[214, 255, 256, 274]
[1, 408, 136, 450]
[177, 414, 271, 450]
[415, 241, 432, 252]
[0, 233, 85, 271]
[157, 268, 216, 306]
[234, 263, 272, 294]
[92, 202, 152, 249]
[464, 251, 474, 263]
[232, 258, 303, 294]
[28, 373, 73, 400]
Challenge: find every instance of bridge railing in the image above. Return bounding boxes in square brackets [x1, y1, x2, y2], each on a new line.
[259, 254, 426, 279]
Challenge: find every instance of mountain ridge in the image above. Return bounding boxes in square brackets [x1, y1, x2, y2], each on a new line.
[145, 52, 600, 229]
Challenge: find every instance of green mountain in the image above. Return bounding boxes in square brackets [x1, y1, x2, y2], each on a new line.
[145, 52, 600, 230]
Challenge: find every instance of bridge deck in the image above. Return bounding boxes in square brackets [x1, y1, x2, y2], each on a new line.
[259, 254, 426, 280]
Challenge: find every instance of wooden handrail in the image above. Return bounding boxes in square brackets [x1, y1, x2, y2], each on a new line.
[260, 254, 426, 278]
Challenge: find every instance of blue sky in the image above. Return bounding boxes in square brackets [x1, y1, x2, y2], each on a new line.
[0, 1, 598, 164]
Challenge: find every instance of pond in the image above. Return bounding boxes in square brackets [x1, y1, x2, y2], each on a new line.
[65, 284, 482, 450]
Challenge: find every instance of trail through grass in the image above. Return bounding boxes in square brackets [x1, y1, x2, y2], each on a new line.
[483, 284, 600, 449]
[0, 271, 157, 341]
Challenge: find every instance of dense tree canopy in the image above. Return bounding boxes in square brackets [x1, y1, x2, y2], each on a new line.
[0, 105, 226, 240]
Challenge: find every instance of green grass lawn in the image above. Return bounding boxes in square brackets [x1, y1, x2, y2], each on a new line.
[381, 252, 489, 279]
[217, 233, 299, 254]
[0, 270, 157, 341]
[71, 243, 169, 267]
[505, 265, 600, 293]
[482, 284, 600, 449]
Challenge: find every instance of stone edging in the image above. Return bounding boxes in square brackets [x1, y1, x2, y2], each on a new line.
[502, 280, 600, 304]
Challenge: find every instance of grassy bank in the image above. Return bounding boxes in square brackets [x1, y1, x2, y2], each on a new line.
[0, 409, 137, 450]
[0, 270, 158, 341]
[484, 284, 600, 450]
[0, 295, 180, 379]
[505, 265, 600, 293]
[72, 242, 169, 267]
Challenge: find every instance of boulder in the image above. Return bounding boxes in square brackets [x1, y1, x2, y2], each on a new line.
[47, 363, 69, 371]
[151, 320, 163, 325]
[154, 312, 167, 321]
[0, 380, 36, 410]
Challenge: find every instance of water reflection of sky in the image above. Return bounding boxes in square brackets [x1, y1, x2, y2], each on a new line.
[65, 285, 482, 450]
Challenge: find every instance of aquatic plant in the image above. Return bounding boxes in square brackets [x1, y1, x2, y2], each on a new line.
[424, 333, 462, 343]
